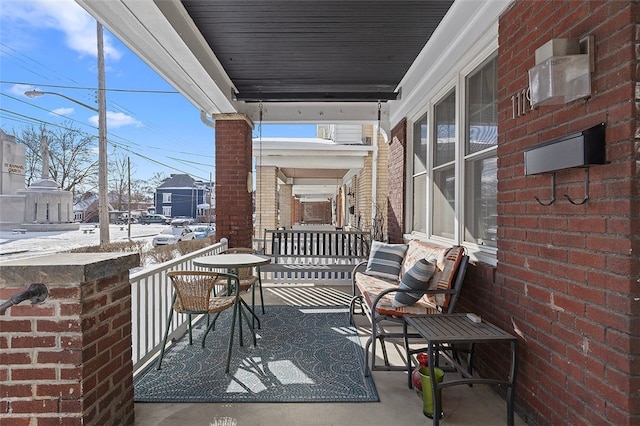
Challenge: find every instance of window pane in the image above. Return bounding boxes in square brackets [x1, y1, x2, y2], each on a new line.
[464, 156, 497, 247]
[412, 174, 426, 233]
[467, 56, 497, 154]
[413, 114, 428, 174]
[432, 165, 455, 239]
[434, 91, 456, 166]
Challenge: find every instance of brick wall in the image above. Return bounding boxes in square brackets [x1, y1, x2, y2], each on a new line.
[387, 119, 406, 243]
[255, 165, 278, 238]
[0, 253, 139, 425]
[215, 117, 253, 247]
[279, 184, 293, 228]
[494, 1, 639, 424]
[376, 127, 390, 238]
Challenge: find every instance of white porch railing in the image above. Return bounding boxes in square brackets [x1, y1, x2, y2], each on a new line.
[130, 239, 228, 373]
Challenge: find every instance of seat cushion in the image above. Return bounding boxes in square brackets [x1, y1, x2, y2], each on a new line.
[364, 241, 408, 280]
[392, 258, 436, 307]
[355, 272, 439, 317]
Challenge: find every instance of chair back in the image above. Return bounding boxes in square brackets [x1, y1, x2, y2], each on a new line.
[444, 255, 469, 314]
[167, 271, 220, 312]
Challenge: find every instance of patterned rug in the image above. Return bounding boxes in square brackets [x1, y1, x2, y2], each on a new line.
[134, 305, 378, 403]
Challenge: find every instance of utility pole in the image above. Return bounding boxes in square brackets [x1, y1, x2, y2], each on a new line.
[127, 156, 131, 240]
[97, 22, 110, 245]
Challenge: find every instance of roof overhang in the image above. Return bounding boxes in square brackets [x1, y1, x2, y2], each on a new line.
[75, 0, 455, 132]
[253, 138, 373, 191]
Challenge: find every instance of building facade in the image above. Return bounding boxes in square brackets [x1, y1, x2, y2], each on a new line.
[388, 1, 639, 424]
[155, 174, 211, 220]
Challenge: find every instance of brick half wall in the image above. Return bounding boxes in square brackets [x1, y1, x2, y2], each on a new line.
[0, 253, 139, 425]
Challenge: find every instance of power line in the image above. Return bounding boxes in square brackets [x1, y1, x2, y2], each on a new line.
[0, 107, 213, 181]
[1, 93, 213, 158]
[0, 80, 179, 94]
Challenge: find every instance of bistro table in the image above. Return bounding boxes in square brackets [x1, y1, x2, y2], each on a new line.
[193, 253, 271, 340]
[403, 314, 518, 426]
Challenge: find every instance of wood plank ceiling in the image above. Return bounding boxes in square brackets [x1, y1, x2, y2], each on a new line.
[181, 0, 454, 102]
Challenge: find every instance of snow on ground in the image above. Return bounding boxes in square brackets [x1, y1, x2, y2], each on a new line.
[0, 224, 168, 261]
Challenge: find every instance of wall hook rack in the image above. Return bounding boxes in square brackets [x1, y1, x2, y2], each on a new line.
[564, 168, 589, 205]
[534, 173, 556, 206]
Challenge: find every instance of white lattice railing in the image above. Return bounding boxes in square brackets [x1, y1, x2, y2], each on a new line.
[130, 239, 228, 373]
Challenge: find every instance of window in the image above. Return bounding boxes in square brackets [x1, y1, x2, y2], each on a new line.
[409, 54, 498, 256]
[162, 192, 172, 203]
[464, 56, 497, 247]
[412, 114, 428, 233]
[433, 91, 456, 239]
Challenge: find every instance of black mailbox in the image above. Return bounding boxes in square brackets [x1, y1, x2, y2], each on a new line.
[524, 123, 605, 175]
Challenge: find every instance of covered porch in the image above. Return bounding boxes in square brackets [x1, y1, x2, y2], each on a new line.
[134, 282, 525, 426]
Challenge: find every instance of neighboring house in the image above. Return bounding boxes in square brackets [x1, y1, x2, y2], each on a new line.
[73, 192, 114, 223]
[155, 174, 212, 220]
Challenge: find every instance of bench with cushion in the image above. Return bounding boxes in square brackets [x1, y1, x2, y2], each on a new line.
[349, 239, 469, 374]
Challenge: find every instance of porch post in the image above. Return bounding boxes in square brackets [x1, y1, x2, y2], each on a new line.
[387, 119, 406, 243]
[279, 183, 293, 229]
[0, 252, 139, 425]
[213, 114, 254, 248]
[254, 165, 278, 239]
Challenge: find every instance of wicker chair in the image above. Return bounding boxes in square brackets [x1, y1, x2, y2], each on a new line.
[221, 247, 265, 324]
[157, 270, 253, 373]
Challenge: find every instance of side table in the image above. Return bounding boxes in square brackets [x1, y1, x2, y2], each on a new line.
[403, 314, 518, 426]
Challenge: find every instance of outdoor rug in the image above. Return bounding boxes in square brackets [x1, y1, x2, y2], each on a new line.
[134, 305, 379, 403]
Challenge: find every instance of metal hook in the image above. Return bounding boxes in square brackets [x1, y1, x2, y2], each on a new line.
[535, 173, 556, 206]
[564, 168, 590, 205]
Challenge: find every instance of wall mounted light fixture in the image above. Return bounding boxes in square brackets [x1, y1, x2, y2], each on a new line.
[528, 37, 594, 107]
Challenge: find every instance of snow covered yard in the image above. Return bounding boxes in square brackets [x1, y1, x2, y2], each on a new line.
[0, 224, 167, 261]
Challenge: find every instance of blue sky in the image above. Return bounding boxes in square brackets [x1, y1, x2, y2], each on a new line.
[0, 0, 317, 182]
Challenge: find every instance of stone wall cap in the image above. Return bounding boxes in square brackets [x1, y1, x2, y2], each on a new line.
[0, 252, 140, 286]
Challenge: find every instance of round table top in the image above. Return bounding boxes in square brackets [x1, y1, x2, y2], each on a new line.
[193, 252, 271, 269]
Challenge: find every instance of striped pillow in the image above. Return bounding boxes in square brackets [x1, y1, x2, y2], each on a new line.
[393, 258, 436, 307]
[364, 241, 408, 280]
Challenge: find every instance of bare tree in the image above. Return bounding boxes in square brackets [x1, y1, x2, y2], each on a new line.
[14, 122, 98, 194]
[139, 171, 166, 200]
[109, 152, 129, 210]
[13, 124, 44, 186]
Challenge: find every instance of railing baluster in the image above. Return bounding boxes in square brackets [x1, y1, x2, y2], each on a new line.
[130, 240, 228, 372]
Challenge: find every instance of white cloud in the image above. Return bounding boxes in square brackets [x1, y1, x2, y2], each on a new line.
[8, 84, 35, 97]
[51, 107, 74, 116]
[88, 111, 142, 129]
[2, 0, 122, 61]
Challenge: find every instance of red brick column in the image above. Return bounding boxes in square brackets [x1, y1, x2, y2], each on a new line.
[214, 114, 254, 248]
[387, 119, 406, 243]
[0, 252, 139, 425]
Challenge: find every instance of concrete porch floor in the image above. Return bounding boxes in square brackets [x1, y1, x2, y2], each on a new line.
[134, 284, 526, 426]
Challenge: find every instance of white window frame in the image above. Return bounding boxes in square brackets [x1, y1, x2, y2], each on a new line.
[162, 192, 172, 203]
[406, 50, 498, 266]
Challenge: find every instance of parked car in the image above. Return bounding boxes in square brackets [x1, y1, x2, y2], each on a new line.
[191, 225, 215, 239]
[152, 226, 196, 246]
[170, 216, 195, 226]
[139, 214, 171, 225]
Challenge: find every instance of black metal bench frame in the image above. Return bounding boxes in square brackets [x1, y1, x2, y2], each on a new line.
[260, 228, 370, 281]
